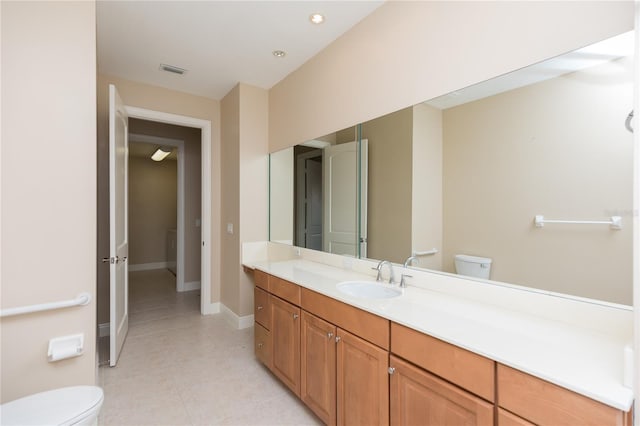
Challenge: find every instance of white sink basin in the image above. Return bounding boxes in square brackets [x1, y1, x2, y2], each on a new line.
[337, 281, 402, 299]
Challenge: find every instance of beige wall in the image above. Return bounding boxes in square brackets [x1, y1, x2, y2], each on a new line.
[362, 108, 413, 263]
[128, 155, 177, 265]
[128, 119, 202, 285]
[412, 104, 443, 271]
[269, 1, 634, 151]
[1, 1, 97, 402]
[97, 74, 220, 325]
[221, 86, 241, 315]
[221, 84, 269, 317]
[442, 58, 634, 304]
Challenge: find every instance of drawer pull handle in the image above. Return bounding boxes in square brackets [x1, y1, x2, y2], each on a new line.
[293, 313, 299, 319]
[388, 367, 396, 375]
[257, 306, 263, 310]
[327, 332, 334, 339]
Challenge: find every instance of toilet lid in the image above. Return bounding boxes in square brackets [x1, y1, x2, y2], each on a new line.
[1, 386, 104, 426]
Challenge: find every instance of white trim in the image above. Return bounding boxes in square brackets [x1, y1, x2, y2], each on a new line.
[202, 301, 221, 315]
[179, 281, 201, 292]
[128, 261, 170, 272]
[98, 322, 110, 337]
[125, 106, 214, 316]
[130, 132, 186, 293]
[221, 304, 255, 330]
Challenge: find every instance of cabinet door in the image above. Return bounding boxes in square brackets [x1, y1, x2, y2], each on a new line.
[271, 296, 301, 396]
[390, 355, 493, 426]
[336, 328, 389, 426]
[301, 311, 337, 425]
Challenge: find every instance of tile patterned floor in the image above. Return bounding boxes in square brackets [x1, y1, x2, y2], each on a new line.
[98, 269, 321, 426]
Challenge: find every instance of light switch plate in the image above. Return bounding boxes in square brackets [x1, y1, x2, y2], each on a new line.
[226, 223, 233, 234]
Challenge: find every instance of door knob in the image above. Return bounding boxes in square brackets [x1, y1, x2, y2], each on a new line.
[388, 367, 396, 375]
[327, 332, 334, 339]
[292, 313, 299, 319]
[335, 336, 341, 343]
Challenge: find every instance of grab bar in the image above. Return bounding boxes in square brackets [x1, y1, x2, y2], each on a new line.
[534, 215, 622, 230]
[0, 293, 91, 318]
[413, 248, 439, 256]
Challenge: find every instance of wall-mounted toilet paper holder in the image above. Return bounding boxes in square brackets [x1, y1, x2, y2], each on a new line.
[47, 333, 84, 362]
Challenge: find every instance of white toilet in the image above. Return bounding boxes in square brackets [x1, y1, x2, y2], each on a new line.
[454, 254, 492, 279]
[1, 386, 104, 426]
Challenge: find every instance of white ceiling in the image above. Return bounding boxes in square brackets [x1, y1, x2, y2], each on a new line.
[97, 1, 384, 100]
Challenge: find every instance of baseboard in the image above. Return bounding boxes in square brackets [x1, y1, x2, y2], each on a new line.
[178, 280, 200, 292]
[202, 301, 221, 315]
[128, 262, 169, 272]
[98, 322, 110, 337]
[221, 304, 254, 330]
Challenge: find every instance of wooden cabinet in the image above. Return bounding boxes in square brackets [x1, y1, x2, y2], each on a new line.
[301, 311, 337, 425]
[271, 296, 301, 396]
[390, 355, 493, 426]
[337, 328, 389, 426]
[497, 364, 633, 426]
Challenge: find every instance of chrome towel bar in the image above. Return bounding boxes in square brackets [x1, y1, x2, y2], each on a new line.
[534, 215, 622, 230]
[0, 293, 91, 318]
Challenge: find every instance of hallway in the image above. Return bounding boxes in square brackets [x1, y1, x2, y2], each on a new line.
[98, 269, 319, 425]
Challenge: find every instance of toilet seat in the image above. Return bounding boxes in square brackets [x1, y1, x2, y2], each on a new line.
[1, 386, 104, 426]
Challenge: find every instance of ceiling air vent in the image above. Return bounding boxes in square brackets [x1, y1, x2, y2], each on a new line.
[159, 63, 187, 75]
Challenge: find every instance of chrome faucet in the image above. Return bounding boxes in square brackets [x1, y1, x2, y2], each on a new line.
[403, 255, 419, 269]
[373, 260, 395, 284]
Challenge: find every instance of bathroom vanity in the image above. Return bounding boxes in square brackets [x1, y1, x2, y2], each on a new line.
[246, 251, 633, 426]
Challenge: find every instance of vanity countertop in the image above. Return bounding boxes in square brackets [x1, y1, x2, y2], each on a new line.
[252, 258, 634, 412]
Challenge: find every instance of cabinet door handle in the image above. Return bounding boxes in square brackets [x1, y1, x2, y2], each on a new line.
[257, 306, 263, 310]
[388, 367, 396, 375]
[327, 332, 334, 339]
[335, 336, 341, 343]
[293, 313, 299, 319]
[257, 342, 264, 348]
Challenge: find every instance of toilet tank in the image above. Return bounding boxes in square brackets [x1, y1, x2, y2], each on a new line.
[454, 254, 492, 279]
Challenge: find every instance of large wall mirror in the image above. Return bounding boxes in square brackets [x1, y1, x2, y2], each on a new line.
[269, 30, 635, 305]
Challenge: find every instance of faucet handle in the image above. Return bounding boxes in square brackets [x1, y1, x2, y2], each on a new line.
[400, 273, 412, 288]
[371, 266, 383, 281]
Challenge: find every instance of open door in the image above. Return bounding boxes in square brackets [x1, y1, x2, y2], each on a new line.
[109, 84, 129, 366]
[323, 141, 368, 256]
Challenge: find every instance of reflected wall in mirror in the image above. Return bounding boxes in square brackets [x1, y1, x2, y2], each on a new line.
[269, 30, 635, 305]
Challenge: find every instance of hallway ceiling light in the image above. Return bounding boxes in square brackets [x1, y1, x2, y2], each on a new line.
[309, 13, 325, 24]
[151, 148, 171, 162]
[272, 50, 286, 58]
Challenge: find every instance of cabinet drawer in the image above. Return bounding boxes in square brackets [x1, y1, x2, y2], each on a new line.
[254, 269, 269, 290]
[301, 288, 389, 350]
[497, 408, 534, 426]
[270, 276, 301, 305]
[254, 287, 270, 329]
[391, 322, 494, 402]
[497, 364, 632, 426]
[255, 323, 272, 369]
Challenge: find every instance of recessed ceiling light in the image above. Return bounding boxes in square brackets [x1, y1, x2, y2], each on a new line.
[159, 63, 187, 75]
[309, 13, 325, 24]
[272, 50, 286, 58]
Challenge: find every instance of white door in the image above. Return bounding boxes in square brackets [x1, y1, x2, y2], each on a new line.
[323, 142, 359, 256]
[109, 84, 129, 366]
